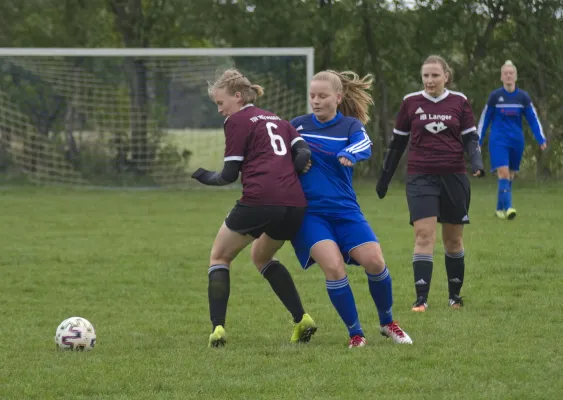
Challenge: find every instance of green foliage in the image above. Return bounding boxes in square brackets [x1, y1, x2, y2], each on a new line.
[1, 0, 562, 180]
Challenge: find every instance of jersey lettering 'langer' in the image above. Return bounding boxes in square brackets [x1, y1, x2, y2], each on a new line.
[224, 104, 306, 207]
[477, 87, 545, 147]
[394, 90, 477, 175]
[290, 112, 372, 214]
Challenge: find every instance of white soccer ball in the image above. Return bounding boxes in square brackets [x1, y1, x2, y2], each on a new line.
[54, 317, 97, 351]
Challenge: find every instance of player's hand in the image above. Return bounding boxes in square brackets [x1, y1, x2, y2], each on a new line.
[302, 160, 312, 173]
[540, 143, 547, 151]
[339, 156, 354, 167]
[376, 180, 388, 199]
[472, 169, 485, 178]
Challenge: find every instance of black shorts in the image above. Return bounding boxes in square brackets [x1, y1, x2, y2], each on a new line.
[406, 173, 471, 225]
[225, 201, 306, 240]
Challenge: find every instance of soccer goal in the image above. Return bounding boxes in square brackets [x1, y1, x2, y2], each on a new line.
[0, 47, 314, 188]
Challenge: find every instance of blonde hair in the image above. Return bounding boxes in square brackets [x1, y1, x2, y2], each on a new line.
[312, 70, 374, 125]
[501, 60, 517, 74]
[422, 55, 454, 88]
[208, 69, 264, 104]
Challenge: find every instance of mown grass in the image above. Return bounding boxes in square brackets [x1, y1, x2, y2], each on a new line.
[0, 181, 561, 399]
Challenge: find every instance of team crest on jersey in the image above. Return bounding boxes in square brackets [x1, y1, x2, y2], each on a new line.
[424, 121, 448, 134]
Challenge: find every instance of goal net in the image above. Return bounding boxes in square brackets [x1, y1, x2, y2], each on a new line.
[0, 48, 314, 188]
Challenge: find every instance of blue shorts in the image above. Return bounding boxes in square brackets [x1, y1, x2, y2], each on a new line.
[489, 142, 524, 172]
[291, 212, 378, 269]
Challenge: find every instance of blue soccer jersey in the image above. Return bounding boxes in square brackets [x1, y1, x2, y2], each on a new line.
[290, 112, 377, 269]
[290, 112, 403, 339]
[478, 87, 546, 147]
[290, 112, 372, 215]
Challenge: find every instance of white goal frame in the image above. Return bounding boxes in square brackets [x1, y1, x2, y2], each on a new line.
[0, 47, 315, 112]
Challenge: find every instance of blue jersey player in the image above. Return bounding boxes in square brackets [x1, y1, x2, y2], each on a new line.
[478, 60, 547, 219]
[291, 70, 412, 348]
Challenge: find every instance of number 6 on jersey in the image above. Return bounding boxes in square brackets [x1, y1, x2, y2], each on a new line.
[266, 122, 287, 155]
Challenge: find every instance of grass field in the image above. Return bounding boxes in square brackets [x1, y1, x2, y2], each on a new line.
[164, 129, 225, 172]
[0, 180, 562, 399]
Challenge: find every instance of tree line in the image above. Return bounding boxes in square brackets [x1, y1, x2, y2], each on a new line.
[0, 0, 562, 180]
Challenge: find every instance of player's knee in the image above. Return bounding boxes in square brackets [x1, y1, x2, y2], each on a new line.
[362, 256, 386, 274]
[250, 252, 271, 271]
[319, 261, 347, 281]
[250, 246, 262, 266]
[414, 229, 435, 251]
[359, 250, 386, 274]
[209, 246, 235, 267]
[443, 236, 463, 254]
[250, 242, 280, 271]
[497, 167, 510, 179]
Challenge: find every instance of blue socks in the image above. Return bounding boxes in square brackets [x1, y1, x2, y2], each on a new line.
[326, 276, 364, 337]
[366, 267, 394, 325]
[498, 178, 512, 210]
[327, 267, 395, 337]
[496, 186, 503, 211]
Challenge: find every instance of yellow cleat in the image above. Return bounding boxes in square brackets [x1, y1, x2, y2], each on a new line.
[290, 313, 317, 343]
[208, 325, 227, 348]
[506, 208, 517, 220]
[495, 210, 506, 219]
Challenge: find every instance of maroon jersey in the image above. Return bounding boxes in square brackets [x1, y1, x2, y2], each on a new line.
[394, 90, 477, 175]
[224, 105, 307, 207]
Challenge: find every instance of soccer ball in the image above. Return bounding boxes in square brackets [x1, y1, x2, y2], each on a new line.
[54, 317, 97, 351]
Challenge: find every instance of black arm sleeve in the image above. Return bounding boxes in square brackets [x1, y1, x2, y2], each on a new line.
[292, 139, 312, 173]
[191, 160, 242, 186]
[462, 131, 485, 174]
[379, 133, 409, 185]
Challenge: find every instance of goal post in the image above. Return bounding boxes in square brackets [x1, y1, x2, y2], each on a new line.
[0, 47, 314, 188]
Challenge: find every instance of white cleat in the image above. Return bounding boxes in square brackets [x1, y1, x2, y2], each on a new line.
[380, 321, 413, 344]
[348, 335, 367, 348]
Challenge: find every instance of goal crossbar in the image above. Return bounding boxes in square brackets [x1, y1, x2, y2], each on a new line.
[0, 47, 314, 57]
[0, 47, 315, 112]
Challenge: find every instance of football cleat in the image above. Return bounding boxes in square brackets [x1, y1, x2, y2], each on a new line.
[411, 296, 428, 312]
[506, 207, 517, 220]
[380, 321, 413, 344]
[208, 325, 227, 348]
[290, 313, 317, 343]
[449, 295, 464, 309]
[348, 335, 367, 348]
[495, 210, 506, 219]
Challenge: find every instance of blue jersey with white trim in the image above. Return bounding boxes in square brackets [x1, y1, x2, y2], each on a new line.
[290, 112, 372, 214]
[478, 87, 545, 147]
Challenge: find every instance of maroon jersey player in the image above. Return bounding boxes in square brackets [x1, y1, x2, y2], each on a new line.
[395, 88, 480, 175]
[191, 69, 317, 347]
[376, 55, 484, 312]
[220, 106, 307, 207]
